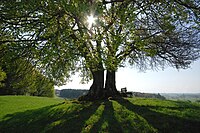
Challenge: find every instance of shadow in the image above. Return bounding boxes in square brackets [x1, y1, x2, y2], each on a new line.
[116, 98, 200, 133]
[173, 100, 200, 110]
[49, 101, 101, 132]
[0, 103, 61, 132]
[90, 100, 123, 133]
[0, 101, 100, 133]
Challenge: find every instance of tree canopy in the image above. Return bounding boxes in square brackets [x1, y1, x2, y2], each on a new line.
[1, 0, 200, 100]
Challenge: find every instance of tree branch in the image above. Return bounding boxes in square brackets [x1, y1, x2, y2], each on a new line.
[103, 0, 124, 4]
[174, 0, 200, 10]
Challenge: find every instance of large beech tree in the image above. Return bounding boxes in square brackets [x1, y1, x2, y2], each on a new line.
[1, 0, 200, 100]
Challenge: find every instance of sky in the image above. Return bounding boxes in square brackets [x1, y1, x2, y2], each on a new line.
[55, 59, 200, 93]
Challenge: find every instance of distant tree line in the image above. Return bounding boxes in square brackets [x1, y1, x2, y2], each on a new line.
[0, 45, 54, 97]
[162, 93, 200, 102]
[58, 89, 88, 99]
[132, 92, 166, 100]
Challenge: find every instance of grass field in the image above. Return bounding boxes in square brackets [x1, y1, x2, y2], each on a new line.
[0, 96, 200, 133]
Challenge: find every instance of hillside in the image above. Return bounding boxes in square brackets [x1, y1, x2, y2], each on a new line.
[0, 96, 200, 133]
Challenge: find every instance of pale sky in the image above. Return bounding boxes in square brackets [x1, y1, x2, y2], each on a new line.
[55, 59, 200, 93]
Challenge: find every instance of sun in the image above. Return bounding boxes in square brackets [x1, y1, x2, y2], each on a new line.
[87, 15, 97, 29]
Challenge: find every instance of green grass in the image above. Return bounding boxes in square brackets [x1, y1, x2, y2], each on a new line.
[0, 96, 63, 119]
[0, 96, 200, 133]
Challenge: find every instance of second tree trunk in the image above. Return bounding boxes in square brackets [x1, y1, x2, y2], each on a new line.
[104, 70, 120, 98]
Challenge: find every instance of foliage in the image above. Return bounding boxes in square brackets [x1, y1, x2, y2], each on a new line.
[0, 32, 55, 97]
[0, 57, 54, 97]
[0, 67, 6, 88]
[0, 96, 200, 132]
[0, 0, 199, 85]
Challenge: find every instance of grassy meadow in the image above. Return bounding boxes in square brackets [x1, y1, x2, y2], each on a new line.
[0, 96, 200, 133]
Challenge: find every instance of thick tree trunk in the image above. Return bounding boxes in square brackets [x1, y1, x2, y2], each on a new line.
[78, 69, 120, 101]
[88, 70, 104, 98]
[104, 70, 120, 98]
[79, 69, 104, 101]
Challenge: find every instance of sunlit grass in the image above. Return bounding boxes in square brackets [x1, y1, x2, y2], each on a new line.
[112, 100, 157, 132]
[127, 97, 200, 121]
[0, 96, 63, 119]
[82, 103, 105, 132]
[0, 96, 200, 132]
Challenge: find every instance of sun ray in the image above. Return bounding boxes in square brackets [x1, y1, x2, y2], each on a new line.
[87, 15, 97, 29]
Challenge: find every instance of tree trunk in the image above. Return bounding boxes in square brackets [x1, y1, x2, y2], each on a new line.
[104, 70, 120, 98]
[78, 69, 121, 101]
[79, 69, 104, 101]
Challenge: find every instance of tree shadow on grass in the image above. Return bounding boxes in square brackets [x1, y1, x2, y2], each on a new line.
[1, 98, 199, 133]
[90, 100, 123, 133]
[0, 101, 101, 133]
[116, 98, 200, 133]
[49, 101, 101, 133]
